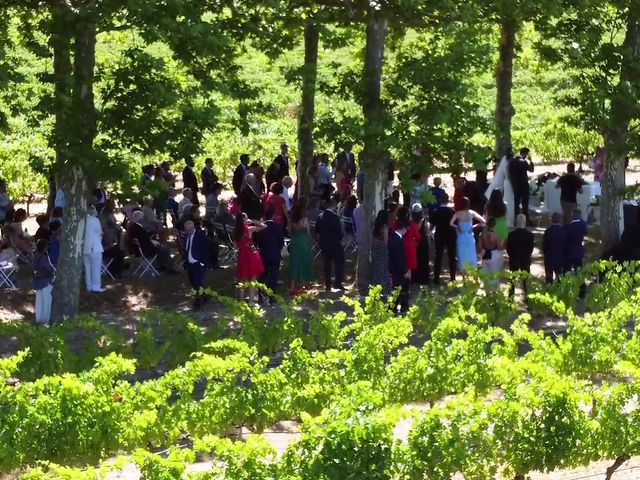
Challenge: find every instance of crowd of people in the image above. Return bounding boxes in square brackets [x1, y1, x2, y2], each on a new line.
[0, 141, 618, 322]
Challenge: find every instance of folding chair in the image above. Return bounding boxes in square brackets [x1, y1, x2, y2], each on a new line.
[341, 216, 358, 255]
[101, 258, 115, 281]
[131, 241, 159, 277]
[213, 222, 238, 267]
[0, 262, 17, 289]
[308, 221, 321, 260]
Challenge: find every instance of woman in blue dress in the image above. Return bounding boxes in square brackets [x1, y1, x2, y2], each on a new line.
[449, 196, 485, 277]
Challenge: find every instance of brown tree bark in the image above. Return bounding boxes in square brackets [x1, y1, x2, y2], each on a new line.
[601, 4, 640, 252]
[51, 17, 97, 322]
[297, 20, 319, 199]
[495, 17, 517, 158]
[357, 9, 388, 296]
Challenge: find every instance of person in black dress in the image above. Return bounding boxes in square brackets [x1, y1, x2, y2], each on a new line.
[431, 196, 457, 284]
[506, 213, 534, 296]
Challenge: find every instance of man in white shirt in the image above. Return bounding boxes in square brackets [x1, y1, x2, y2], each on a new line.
[54, 187, 65, 210]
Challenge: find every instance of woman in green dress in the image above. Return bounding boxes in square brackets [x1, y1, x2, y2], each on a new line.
[288, 201, 314, 295]
[485, 189, 509, 242]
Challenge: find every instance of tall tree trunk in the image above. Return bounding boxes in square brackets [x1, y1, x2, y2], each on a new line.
[495, 17, 517, 158]
[601, 4, 640, 252]
[297, 20, 319, 198]
[51, 18, 97, 322]
[357, 10, 388, 296]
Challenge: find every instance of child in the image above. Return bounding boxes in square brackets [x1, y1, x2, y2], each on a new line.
[33, 239, 55, 325]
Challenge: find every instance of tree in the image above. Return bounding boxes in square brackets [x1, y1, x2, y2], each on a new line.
[539, 0, 640, 250]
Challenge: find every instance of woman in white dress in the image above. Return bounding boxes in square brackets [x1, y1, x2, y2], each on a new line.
[84, 205, 105, 293]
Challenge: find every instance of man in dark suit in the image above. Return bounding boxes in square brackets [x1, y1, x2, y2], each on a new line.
[273, 143, 290, 183]
[565, 209, 587, 273]
[126, 211, 177, 273]
[506, 213, 534, 296]
[389, 216, 410, 313]
[315, 195, 345, 291]
[256, 208, 285, 303]
[431, 199, 457, 284]
[337, 142, 357, 180]
[239, 173, 262, 220]
[508, 147, 534, 224]
[233, 154, 250, 196]
[182, 156, 200, 206]
[201, 157, 218, 197]
[183, 220, 210, 310]
[543, 212, 567, 284]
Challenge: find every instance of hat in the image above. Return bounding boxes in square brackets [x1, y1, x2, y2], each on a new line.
[411, 203, 423, 213]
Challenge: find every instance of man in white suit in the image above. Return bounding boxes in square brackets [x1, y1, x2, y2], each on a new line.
[84, 205, 105, 293]
[485, 148, 516, 228]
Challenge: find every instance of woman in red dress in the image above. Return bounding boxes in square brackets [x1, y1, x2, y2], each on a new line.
[233, 213, 266, 304]
[402, 205, 422, 273]
[263, 183, 288, 227]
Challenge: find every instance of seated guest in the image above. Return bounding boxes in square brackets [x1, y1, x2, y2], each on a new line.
[7, 208, 32, 256]
[341, 195, 358, 235]
[33, 239, 55, 325]
[565, 209, 587, 273]
[543, 212, 567, 284]
[506, 214, 534, 296]
[217, 201, 236, 227]
[239, 173, 262, 220]
[0, 179, 14, 225]
[165, 188, 179, 224]
[256, 207, 285, 303]
[141, 196, 163, 233]
[48, 221, 62, 265]
[178, 188, 194, 217]
[205, 182, 223, 220]
[100, 200, 126, 278]
[34, 215, 50, 243]
[263, 182, 288, 227]
[50, 206, 64, 225]
[178, 205, 203, 231]
[126, 210, 178, 274]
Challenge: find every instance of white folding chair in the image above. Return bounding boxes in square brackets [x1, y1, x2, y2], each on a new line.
[0, 262, 17, 290]
[341, 217, 358, 255]
[131, 242, 159, 277]
[308, 221, 321, 259]
[101, 258, 115, 280]
[213, 222, 238, 267]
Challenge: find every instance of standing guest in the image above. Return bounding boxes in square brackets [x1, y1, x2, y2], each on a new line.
[431, 200, 457, 285]
[201, 157, 218, 197]
[33, 239, 55, 325]
[0, 179, 13, 225]
[256, 207, 285, 302]
[160, 161, 176, 185]
[234, 212, 266, 304]
[556, 162, 585, 225]
[591, 146, 605, 183]
[50, 206, 64, 225]
[370, 210, 393, 298]
[288, 201, 314, 295]
[307, 164, 320, 198]
[183, 220, 210, 310]
[48, 221, 62, 266]
[265, 161, 281, 191]
[84, 205, 105, 293]
[233, 154, 250, 196]
[182, 156, 200, 206]
[411, 204, 431, 285]
[178, 188, 194, 217]
[334, 157, 352, 200]
[315, 195, 345, 291]
[565, 209, 588, 273]
[388, 212, 410, 313]
[341, 195, 358, 235]
[281, 176, 294, 212]
[165, 188, 179, 223]
[54, 186, 66, 211]
[478, 218, 504, 289]
[399, 205, 421, 279]
[485, 189, 509, 242]
[543, 212, 567, 284]
[249, 161, 267, 197]
[316, 153, 333, 199]
[274, 143, 290, 182]
[141, 164, 154, 185]
[264, 183, 288, 227]
[93, 183, 108, 212]
[34, 215, 50, 243]
[428, 177, 447, 217]
[508, 147, 534, 224]
[450, 196, 485, 277]
[337, 142, 357, 181]
[352, 198, 365, 250]
[239, 173, 263, 220]
[453, 176, 466, 210]
[506, 214, 534, 296]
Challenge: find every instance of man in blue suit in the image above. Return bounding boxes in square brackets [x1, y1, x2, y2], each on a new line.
[389, 215, 410, 313]
[183, 220, 210, 310]
[542, 212, 567, 284]
[565, 209, 588, 273]
[315, 195, 345, 291]
[257, 208, 285, 303]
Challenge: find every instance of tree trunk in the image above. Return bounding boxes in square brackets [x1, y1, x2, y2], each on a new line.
[357, 10, 388, 296]
[495, 17, 517, 158]
[51, 18, 97, 322]
[601, 4, 640, 252]
[297, 20, 319, 199]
